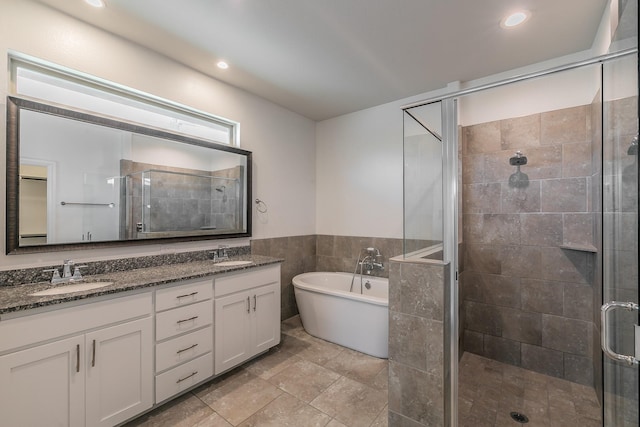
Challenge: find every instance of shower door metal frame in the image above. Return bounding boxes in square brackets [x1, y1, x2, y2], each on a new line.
[405, 48, 639, 427]
[442, 97, 459, 427]
[600, 52, 639, 426]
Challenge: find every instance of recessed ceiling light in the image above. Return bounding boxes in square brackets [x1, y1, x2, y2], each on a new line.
[217, 61, 229, 70]
[85, 0, 105, 7]
[501, 10, 530, 28]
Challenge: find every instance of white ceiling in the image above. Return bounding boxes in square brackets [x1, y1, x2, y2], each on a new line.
[36, 0, 608, 121]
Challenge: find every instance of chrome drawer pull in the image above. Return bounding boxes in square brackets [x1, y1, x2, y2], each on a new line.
[176, 343, 198, 354]
[92, 339, 96, 367]
[76, 344, 80, 373]
[177, 316, 199, 324]
[176, 371, 198, 383]
[247, 296, 250, 313]
[253, 295, 257, 311]
[176, 291, 198, 299]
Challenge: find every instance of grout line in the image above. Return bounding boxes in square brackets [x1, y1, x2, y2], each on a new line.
[190, 392, 235, 426]
[369, 403, 389, 427]
[235, 390, 284, 427]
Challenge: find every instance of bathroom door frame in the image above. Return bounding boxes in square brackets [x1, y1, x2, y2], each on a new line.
[19, 158, 56, 243]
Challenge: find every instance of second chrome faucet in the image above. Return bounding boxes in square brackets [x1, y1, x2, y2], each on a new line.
[43, 259, 87, 284]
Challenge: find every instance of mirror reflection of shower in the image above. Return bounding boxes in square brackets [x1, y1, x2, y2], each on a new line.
[627, 133, 638, 155]
[508, 150, 529, 188]
[623, 134, 638, 182]
[215, 185, 227, 203]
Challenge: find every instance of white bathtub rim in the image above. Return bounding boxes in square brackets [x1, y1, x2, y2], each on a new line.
[292, 272, 388, 307]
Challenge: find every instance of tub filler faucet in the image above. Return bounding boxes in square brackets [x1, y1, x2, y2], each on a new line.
[350, 247, 384, 293]
[361, 247, 384, 274]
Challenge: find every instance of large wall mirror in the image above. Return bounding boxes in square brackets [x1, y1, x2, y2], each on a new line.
[6, 96, 252, 254]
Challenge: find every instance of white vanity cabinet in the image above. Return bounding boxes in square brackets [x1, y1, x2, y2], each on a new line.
[154, 279, 214, 403]
[85, 317, 153, 427]
[0, 292, 153, 427]
[214, 265, 280, 374]
[0, 262, 282, 426]
[0, 335, 85, 426]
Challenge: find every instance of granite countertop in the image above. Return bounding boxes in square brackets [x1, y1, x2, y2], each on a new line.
[0, 255, 282, 316]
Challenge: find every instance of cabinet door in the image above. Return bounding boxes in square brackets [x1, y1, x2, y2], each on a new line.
[252, 283, 281, 354]
[85, 317, 153, 427]
[214, 290, 252, 374]
[0, 335, 85, 427]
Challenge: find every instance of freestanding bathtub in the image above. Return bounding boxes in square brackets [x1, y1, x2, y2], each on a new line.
[292, 272, 389, 358]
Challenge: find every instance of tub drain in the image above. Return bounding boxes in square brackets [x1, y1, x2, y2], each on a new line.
[510, 412, 529, 423]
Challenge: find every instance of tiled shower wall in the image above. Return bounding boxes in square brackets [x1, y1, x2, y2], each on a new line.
[460, 104, 598, 385]
[251, 234, 404, 320]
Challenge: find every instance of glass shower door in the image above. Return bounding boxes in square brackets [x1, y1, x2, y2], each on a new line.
[601, 53, 639, 427]
[403, 101, 444, 257]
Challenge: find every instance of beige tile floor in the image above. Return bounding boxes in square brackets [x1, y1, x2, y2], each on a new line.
[125, 316, 389, 427]
[126, 316, 603, 427]
[458, 352, 603, 427]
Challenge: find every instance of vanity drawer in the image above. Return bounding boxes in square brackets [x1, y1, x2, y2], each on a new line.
[155, 300, 213, 341]
[155, 352, 213, 403]
[155, 325, 213, 373]
[156, 280, 212, 312]
[0, 292, 152, 354]
[214, 265, 280, 297]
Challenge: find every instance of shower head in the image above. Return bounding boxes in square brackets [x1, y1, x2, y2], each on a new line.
[509, 151, 528, 166]
[215, 185, 226, 192]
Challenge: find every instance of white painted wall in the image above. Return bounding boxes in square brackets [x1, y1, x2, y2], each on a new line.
[315, 103, 404, 238]
[0, 0, 316, 269]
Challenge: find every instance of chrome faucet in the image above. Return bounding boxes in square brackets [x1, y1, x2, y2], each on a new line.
[212, 245, 230, 263]
[360, 247, 384, 274]
[43, 260, 87, 284]
[62, 260, 73, 279]
[350, 247, 384, 293]
[42, 267, 64, 284]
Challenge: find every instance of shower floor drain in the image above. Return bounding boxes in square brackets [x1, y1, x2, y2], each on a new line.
[510, 412, 529, 423]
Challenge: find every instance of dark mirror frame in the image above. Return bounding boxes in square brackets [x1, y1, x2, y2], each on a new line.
[6, 96, 252, 255]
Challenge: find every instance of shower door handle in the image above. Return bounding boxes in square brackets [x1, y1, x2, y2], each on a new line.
[601, 301, 640, 366]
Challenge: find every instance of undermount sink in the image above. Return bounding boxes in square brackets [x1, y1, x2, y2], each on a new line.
[215, 260, 253, 267]
[30, 282, 114, 296]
